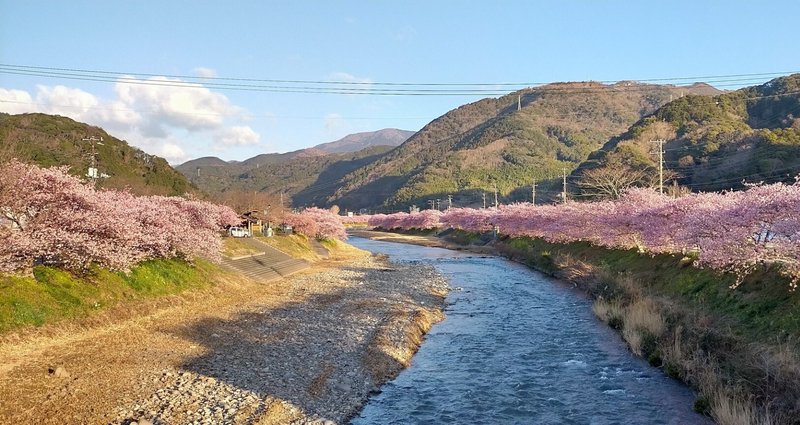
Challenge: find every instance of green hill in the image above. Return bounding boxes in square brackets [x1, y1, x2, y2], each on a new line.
[0, 113, 193, 196]
[573, 74, 800, 198]
[323, 82, 719, 211]
[175, 145, 394, 208]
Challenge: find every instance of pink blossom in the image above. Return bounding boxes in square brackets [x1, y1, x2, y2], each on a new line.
[0, 160, 238, 272]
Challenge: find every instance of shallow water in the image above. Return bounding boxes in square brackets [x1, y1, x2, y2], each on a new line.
[348, 238, 710, 425]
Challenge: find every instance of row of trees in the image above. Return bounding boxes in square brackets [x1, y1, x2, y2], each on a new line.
[282, 207, 347, 241]
[362, 182, 800, 288]
[0, 160, 240, 273]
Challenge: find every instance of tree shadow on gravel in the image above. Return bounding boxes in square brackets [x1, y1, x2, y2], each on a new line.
[170, 264, 439, 422]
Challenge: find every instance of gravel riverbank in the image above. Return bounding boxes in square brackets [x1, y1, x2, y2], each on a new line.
[0, 253, 449, 424]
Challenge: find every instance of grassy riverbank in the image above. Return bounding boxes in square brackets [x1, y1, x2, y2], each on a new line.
[0, 235, 348, 336]
[487, 234, 800, 425]
[0, 259, 218, 334]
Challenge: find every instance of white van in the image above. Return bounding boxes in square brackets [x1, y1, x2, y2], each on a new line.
[228, 226, 249, 238]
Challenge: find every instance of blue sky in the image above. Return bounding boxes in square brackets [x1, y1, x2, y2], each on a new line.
[1, 1, 798, 163]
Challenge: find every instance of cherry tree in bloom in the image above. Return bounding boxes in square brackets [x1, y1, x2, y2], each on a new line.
[367, 210, 442, 230]
[283, 207, 347, 240]
[370, 184, 800, 288]
[0, 160, 239, 273]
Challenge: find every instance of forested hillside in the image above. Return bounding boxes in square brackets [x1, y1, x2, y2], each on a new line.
[176, 145, 394, 208]
[324, 82, 718, 211]
[574, 74, 800, 198]
[0, 113, 193, 196]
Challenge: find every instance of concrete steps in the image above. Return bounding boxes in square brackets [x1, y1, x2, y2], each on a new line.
[310, 240, 329, 259]
[221, 237, 310, 282]
[272, 258, 311, 277]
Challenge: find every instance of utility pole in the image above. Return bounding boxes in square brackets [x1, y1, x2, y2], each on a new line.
[447, 194, 452, 209]
[82, 136, 103, 185]
[482, 192, 487, 209]
[493, 183, 499, 208]
[531, 179, 536, 205]
[653, 139, 665, 194]
[562, 168, 568, 203]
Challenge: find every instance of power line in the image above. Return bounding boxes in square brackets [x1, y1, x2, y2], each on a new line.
[1, 63, 798, 97]
[2, 63, 796, 87]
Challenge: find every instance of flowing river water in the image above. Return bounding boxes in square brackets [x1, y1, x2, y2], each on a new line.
[348, 237, 711, 425]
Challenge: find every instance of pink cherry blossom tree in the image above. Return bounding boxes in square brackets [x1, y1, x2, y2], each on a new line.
[0, 160, 239, 273]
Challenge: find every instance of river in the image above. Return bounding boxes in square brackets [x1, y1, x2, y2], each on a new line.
[348, 237, 710, 425]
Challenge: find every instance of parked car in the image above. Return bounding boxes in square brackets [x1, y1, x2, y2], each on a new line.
[228, 226, 249, 238]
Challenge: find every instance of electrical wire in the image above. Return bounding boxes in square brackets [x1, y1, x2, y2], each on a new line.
[2, 63, 798, 96]
[2, 63, 796, 87]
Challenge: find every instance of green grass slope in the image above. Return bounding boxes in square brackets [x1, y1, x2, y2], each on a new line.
[0, 259, 216, 334]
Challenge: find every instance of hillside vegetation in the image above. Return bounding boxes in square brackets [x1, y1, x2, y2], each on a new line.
[0, 113, 194, 196]
[324, 82, 718, 211]
[176, 145, 394, 208]
[575, 74, 800, 197]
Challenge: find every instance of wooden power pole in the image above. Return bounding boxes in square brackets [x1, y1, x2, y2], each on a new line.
[655, 139, 665, 194]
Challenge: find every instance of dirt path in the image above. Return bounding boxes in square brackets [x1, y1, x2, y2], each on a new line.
[0, 253, 448, 424]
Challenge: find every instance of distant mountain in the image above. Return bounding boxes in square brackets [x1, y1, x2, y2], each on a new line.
[0, 113, 194, 196]
[180, 156, 230, 169]
[573, 74, 800, 197]
[319, 81, 720, 211]
[176, 128, 414, 204]
[175, 145, 394, 207]
[311, 128, 414, 154]
[179, 81, 729, 211]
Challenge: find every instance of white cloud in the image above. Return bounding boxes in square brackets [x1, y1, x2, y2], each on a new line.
[216, 126, 260, 146]
[30, 85, 142, 130]
[0, 88, 35, 114]
[193, 67, 217, 78]
[35, 84, 99, 113]
[159, 143, 188, 163]
[323, 113, 344, 133]
[0, 77, 260, 164]
[114, 76, 238, 133]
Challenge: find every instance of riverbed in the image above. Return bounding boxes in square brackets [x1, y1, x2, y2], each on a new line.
[349, 237, 710, 425]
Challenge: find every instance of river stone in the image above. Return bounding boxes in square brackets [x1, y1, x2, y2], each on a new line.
[51, 367, 70, 378]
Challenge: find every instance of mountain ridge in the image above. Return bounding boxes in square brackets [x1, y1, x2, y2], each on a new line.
[572, 74, 800, 198]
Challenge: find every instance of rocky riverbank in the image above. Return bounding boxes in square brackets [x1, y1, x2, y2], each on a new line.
[0, 252, 449, 424]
